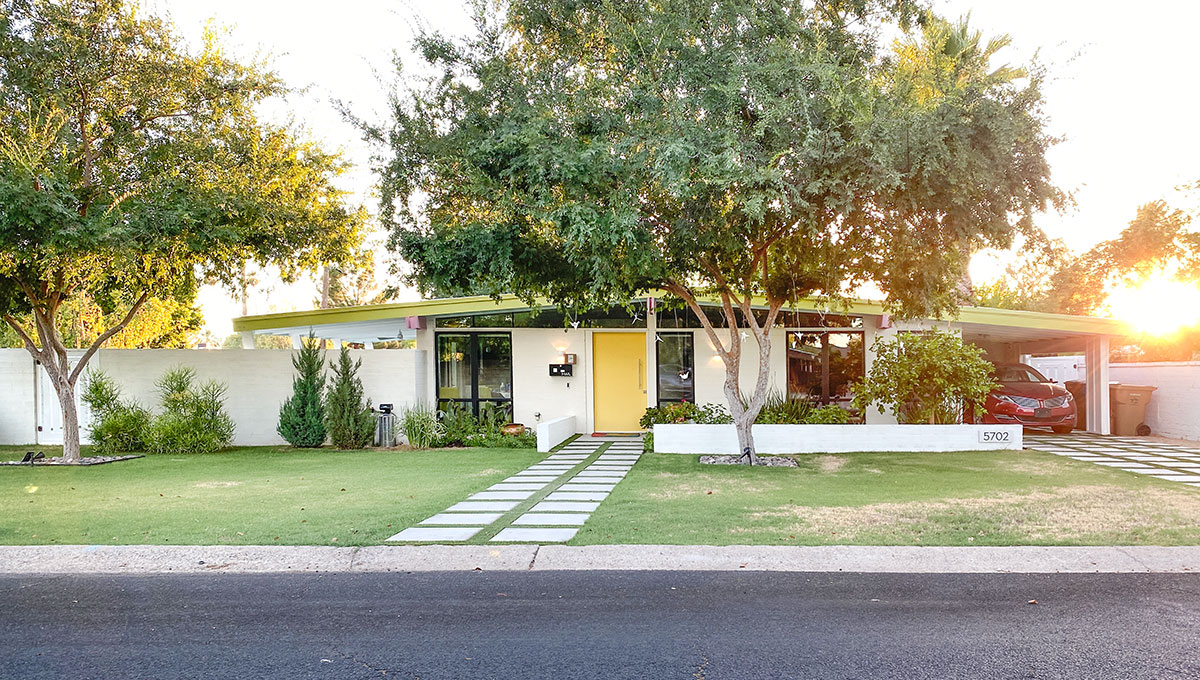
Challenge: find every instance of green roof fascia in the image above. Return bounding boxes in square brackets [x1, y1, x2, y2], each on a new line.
[234, 292, 1129, 337]
[232, 295, 542, 333]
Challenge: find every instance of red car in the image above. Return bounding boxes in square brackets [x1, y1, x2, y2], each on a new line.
[980, 363, 1077, 434]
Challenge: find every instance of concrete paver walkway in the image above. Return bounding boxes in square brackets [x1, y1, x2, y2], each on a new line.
[387, 436, 641, 544]
[1025, 432, 1200, 487]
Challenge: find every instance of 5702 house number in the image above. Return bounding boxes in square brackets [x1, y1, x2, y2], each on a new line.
[979, 429, 1012, 443]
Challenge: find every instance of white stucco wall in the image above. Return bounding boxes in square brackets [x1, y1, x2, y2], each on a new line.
[1028, 357, 1200, 442]
[0, 348, 426, 446]
[1108, 362, 1200, 442]
[0, 350, 36, 445]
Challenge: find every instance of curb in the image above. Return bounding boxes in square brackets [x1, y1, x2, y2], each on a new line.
[2, 545, 1200, 574]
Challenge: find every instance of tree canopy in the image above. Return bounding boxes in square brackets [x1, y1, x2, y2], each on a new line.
[370, 0, 1061, 461]
[0, 0, 366, 459]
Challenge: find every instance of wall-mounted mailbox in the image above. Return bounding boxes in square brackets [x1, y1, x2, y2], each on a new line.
[549, 363, 573, 377]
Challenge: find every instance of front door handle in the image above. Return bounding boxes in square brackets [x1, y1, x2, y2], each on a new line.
[638, 358, 644, 392]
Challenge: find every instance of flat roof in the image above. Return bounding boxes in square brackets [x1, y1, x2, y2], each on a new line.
[233, 293, 1132, 340]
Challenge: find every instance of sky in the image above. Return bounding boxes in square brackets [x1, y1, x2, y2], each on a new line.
[151, 0, 1200, 338]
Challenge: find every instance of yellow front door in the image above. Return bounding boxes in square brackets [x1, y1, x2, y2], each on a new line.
[592, 332, 648, 432]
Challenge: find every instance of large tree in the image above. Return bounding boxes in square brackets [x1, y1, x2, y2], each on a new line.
[372, 1, 1060, 462]
[0, 0, 366, 460]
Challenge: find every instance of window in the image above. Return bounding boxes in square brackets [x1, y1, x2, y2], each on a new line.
[656, 333, 694, 405]
[786, 331, 864, 405]
[436, 333, 513, 417]
[656, 306, 863, 329]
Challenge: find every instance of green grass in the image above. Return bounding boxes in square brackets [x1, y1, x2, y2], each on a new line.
[572, 450, 1200, 546]
[0, 446, 539, 546]
[5, 445, 1200, 547]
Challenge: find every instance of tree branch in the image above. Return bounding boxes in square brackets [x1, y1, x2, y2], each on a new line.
[2, 314, 43, 359]
[69, 290, 151, 385]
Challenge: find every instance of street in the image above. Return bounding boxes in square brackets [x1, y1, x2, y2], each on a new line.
[2, 571, 1199, 679]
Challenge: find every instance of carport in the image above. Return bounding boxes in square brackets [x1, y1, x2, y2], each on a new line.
[958, 309, 1129, 435]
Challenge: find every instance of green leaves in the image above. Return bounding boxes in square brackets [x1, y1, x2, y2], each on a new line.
[0, 0, 365, 315]
[853, 330, 999, 424]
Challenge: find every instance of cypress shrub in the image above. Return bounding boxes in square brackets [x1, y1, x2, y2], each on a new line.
[278, 333, 326, 447]
[324, 346, 376, 449]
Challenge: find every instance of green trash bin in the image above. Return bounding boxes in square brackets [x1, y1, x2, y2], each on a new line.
[1109, 384, 1157, 436]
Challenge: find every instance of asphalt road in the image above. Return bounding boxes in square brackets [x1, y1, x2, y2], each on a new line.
[2, 571, 1199, 679]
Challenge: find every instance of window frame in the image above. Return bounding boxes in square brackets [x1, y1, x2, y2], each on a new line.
[785, 327, 865, 405]
[655, 331, 696, 406]
[434, 331, 514, 417]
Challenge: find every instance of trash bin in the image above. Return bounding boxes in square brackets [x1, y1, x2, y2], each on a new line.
[1064, 380, 1086, 431]
[1109, 384, 1157, 436]
[374, 403, 396, 447]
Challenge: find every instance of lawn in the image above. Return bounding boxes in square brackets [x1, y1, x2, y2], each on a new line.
[572, 450, 1200, 546]
[5, 446, 1200, 547]
[0, 446, 540, 546]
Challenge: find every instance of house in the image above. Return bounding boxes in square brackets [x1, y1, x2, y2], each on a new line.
[233, 294, 1129, 437]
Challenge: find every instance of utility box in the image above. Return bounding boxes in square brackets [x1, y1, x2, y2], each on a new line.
[1110, 384, 1157, 436]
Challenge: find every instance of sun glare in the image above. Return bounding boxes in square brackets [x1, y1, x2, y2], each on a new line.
[1103, 274, 1200, 337]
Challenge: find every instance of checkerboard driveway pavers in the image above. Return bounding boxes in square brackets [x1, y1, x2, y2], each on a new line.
[1025, 433, 1200, 488]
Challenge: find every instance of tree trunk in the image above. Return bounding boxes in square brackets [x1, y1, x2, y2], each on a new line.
[669, 284, 779, 465]
[54, 372, 82, 462]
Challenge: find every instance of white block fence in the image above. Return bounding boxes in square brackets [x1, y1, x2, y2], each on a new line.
[653, 424, 1024, 454]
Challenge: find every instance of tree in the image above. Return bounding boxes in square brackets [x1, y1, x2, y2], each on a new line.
[370, 2, 1060, 463]
[853, 330, 998, 424]
[0, 0, 366, 460]
[0, 293, 202, 349]
[278, 334, 326, 447]
[324, 346, 376, 448]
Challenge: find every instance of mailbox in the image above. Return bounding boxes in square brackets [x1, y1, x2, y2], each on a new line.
[549, 363, 573, 377]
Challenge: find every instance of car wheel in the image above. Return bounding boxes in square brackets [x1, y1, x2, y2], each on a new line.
[1051, 426, 1073, 434]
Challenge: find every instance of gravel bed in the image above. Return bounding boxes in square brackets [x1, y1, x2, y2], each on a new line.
[0, 454, 144, 466]
[699, 454, 798, 467]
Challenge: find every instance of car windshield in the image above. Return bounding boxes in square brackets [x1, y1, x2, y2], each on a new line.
[995, 365, 1049, 383]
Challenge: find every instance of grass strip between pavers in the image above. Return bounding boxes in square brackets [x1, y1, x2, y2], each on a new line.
[463, 441, 613, 544]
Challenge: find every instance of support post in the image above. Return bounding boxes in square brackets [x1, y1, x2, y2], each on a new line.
[240, 332, 256, 350]
[1085, 336, 1112, 435]
[291, 334, 303, 350]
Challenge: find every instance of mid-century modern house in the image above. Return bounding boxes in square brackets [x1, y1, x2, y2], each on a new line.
[232, 294, 1129, 438]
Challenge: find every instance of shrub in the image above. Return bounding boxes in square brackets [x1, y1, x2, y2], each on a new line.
[467, 430, 536, 449]
[853, 330, 998, 424]
[143, 369, 235, 455]
[82, 371, 149, 454]
[278, 333, 326, 447]
[437, 402, 479, 447]
[400, 402, 443, 448]
[477, 402, 509, 436]
[639, 402, 698, 429]
[752, 391, 813, 424]
[324, 347, 376, 449]
[804, 404, 850, 424]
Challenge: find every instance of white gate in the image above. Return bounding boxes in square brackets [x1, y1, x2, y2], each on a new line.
[35, 352, 91, 445]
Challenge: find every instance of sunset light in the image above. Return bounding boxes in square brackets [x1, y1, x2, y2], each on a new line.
[1103, 274, 1200, 337]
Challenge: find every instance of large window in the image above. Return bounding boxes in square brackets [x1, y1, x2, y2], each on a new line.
[786, 331, 864, 406]
[436, 333, 513, 416]
[656, 333, 694, 405]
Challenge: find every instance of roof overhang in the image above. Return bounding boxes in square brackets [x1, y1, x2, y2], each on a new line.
[232, 293, 1132, 342]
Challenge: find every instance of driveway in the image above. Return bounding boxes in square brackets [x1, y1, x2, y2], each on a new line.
[1025, 432, 1200, 487]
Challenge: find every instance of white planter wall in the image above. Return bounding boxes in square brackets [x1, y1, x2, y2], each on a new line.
[653, 423, 1024, 454]
[536, 415, 577, 452]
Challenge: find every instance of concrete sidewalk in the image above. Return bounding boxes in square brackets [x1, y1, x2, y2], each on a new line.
[3, 544, 1200, 574]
